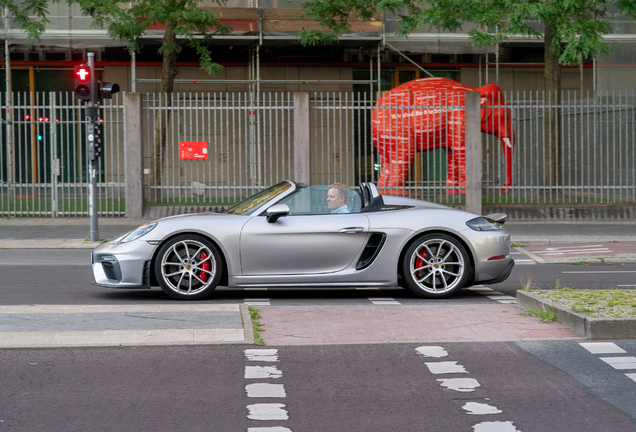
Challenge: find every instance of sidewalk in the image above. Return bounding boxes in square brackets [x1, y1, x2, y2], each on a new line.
[0, 304, 255, 348]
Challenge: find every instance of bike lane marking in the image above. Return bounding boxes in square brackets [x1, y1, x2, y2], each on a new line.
[416, 345, 522, 432]
[244, 348, 292, 430]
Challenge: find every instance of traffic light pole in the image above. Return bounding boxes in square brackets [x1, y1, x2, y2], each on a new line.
[87, 53, 99, 242]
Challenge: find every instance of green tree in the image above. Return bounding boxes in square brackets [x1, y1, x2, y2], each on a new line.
[0, 0, 49, 39]
[299, 0, 636, 187]
[76, 0, 231, 201]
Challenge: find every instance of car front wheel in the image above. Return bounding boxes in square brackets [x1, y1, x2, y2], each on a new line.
[402, 233, 469, 298]
[155, 235, 222, 300]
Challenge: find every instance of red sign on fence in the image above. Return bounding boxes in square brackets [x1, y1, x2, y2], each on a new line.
[180, 141, 208, 159]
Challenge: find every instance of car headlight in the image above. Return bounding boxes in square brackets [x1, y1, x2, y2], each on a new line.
[466, 217, 503, 231]
[119, 222, 157, 243]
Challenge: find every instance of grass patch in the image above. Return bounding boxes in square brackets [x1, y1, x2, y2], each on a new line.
[521, 306, 558, 323]
[248, 306, 265, 346]
[533, 288, 636, 318]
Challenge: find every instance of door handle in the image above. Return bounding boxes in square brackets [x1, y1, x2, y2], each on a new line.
[339, 227, 365, 234]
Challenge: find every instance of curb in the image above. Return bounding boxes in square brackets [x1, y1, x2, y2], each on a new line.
[516, 291, 636, 340]
[240, 303, 255, 345]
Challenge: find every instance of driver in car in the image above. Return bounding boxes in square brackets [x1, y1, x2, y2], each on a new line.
[327, 183, 350, 213]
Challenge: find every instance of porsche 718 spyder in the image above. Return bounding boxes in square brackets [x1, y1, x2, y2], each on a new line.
[92, 181, 514, 300]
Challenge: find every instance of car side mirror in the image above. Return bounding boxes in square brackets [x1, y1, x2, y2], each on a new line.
[266, 204, 290, 223]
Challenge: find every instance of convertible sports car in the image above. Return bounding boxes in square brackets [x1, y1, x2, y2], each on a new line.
[92, 181, 514, 300]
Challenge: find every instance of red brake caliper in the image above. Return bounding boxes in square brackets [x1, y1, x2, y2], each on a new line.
[200, 251, 210, 281]
[415, 250, 426, 274]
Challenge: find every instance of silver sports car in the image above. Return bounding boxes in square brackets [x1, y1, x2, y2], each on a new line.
[92, 181, 514, 300]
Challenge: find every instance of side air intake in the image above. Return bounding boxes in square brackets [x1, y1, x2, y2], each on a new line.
[356, 233, 387, 270]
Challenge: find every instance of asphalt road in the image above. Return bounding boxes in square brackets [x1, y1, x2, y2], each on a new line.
[1, 249, 635, 305]
[3, 250, 636, 430]
[2, 342, 636, 431]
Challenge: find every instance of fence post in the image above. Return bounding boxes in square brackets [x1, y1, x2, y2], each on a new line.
[465, 91, 482, 215]
[293, 92, 311, 185]
[124, 92, 144, 218]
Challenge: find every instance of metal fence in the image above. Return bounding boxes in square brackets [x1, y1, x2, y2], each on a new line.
[0, 92, 125, 217]
[142, 92, 295, 206]
[140, 90, 636, 208]
[1, 90, 635, 218]
[494, 91, 636, 205]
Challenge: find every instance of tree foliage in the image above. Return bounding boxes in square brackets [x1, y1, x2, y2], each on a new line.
[76, 0, 230, 81]
[300, 0, 636, 67]
[1, 0, 50, 39]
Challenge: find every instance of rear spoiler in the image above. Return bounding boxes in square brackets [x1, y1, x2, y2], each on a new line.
[484, 213, 508, 225]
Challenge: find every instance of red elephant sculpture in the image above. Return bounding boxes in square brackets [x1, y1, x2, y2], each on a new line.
[372, 77, 515, 195]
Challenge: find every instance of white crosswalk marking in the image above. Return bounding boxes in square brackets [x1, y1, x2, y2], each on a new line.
[245, 299, 271, 306]
[600, 357, 636, 370]
[467, 286, 516, 304]
[579, 342, 627, 354]
[532, 245, 613, 256]
[368, 297, 401, 305]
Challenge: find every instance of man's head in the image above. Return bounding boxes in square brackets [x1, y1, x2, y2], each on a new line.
[327, 183, 348, 210]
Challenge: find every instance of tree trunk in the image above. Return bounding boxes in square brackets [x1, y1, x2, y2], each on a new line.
[149, 18, 178, 203]
[544, 24, 561, 189]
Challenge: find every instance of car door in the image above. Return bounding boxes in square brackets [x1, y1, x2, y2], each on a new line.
[239, 213, 370, 275]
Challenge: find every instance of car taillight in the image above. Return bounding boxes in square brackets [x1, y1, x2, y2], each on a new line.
[488, 255, 507, 261]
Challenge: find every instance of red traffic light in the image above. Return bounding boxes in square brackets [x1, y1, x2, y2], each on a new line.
[74, 64, 91, 101]
[75, 67, 90, 81]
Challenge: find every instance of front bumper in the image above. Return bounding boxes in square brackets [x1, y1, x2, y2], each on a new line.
[91, 239, 156, 289]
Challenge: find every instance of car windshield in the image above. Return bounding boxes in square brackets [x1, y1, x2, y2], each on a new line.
[226, 181, 293, 215]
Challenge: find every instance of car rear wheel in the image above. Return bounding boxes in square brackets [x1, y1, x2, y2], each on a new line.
[155, 235, 222, 300]
[402, 233, 469, 298]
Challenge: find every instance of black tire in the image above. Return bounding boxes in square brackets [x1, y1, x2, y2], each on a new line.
[402, 233, 470, 299]
[154, 234, 222, 300]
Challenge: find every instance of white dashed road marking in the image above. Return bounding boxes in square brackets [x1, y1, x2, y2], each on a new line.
[563, 271, 636, 274]
[463, 402, 503, 415]
[415, 346, 448, 358]
[246, 383, 287, 398]
[437, 377, 481, 392]
[248, 428, 292, 432]
[245, 366, 283, 379]
[417, 345, 521, 431]
[245, 349, 279, 362]
[473, 421, 521, 432]
[245, 349, 292, 431]
[425, 361, 468, 374]
[246, 404, 289, 421]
